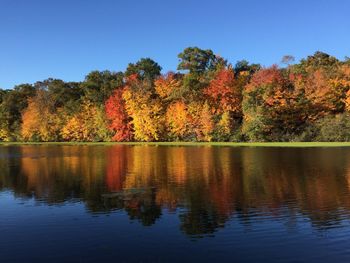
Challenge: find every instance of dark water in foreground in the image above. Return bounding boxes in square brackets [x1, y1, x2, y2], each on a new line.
[1, 145, 350, 262]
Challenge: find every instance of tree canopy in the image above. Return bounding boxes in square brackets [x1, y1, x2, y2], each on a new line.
[1, 49, 350, 142]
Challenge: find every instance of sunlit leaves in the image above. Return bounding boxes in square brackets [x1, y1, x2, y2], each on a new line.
[21, 90, 63, 141]
[123, 88, 164, 142]
[165, 101, 188, 140]
[242, 66, 305, 141]
[154, 73, 181, 99]
[105, 89, 133, 142]
[61, 100, 110, 142]
[2, 49, 349, 142]
[204, 68, 241, 115]
[187, 101, 214, 141]
[177, 47, 225, 74]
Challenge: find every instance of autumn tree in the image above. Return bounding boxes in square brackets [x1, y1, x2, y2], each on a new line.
[296, 51, 339, 73]
[0, 84, 36, 140]
[165, 101, 188, 140]
[3, 50, 350, 142]
[61, 99, 110, 141]
[214, 111, 233, 141]
[123, 77, 164, 142]
[340, 65, 350, 111]
[198, 102, 214, 141]
[290, 52, 347, 120]
[105, 89, 133, 141]
[21, 89, 63, 141]
[186, 101, 214, 141]
[303, 69, 342, 116]
[243, 66, 307, 141]
[204, 67, 242, 116]
[154, 72, 182, 100]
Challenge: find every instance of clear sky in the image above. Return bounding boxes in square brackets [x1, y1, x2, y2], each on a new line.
[0, 0, 349, 89]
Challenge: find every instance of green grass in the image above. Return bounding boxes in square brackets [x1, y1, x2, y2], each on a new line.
[1, 141, 350, 147]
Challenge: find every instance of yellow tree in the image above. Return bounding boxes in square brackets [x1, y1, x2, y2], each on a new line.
[61, 115, 85, 141]
[123, 88, 164, 142]
[61, 100, 110, 141]
[216, 111, 232, 140]
[304, 69, 340, 116]
[165, 101, 188, 140]
[198, 101, 214, 141]
[187, 101, 214, 141]
[0, 127, 11, 141]
[154, 72, 181, 99]
[331, 65, 350, 111]
[21, 90, 63, 141]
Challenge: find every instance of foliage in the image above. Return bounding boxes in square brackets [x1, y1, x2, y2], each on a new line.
[234, 60, 261, 76]
[187, 101, 214, 141]
[123, 85, 164, 142]
[177, 47, 225, 74]
[154, 72, 182, 99]
[165, 101, 188, 140]
[125, 58, 162, 84]
[0, 84, 36, 140]
[21, 89, 63, 141]
[61, 100, 110, 142]
[81, 70, 124, 104]
[204, 67, 242, 116]
[213, 111, 233, 141]
[1, 49, 350, 142]
[242, 65, 309, 141]
[315, 113, 350, 141]
[105, 89, 133, 141]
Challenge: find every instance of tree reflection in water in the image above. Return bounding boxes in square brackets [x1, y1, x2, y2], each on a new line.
[1, 145, 350, 237]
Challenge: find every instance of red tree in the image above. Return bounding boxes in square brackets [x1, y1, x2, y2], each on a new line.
[105, 89, 133, 141]
[204, 68, 242, 115]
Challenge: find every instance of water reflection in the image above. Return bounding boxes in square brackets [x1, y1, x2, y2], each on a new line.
[1, 145, 350, 236]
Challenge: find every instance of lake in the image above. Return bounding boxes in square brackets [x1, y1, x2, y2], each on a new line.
[1, 145, 350, 262]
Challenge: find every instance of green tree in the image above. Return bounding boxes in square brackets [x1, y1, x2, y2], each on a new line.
[125, 58, 162, 84]
[234, 60, 261, 77]
[34, 79, 83, 114]
[81, 70, 124, 104]
[292, 51, 340, 75]
[313, 113, 350, 141]
[0, 84, 36, 140]
[177, 47, 225, 74]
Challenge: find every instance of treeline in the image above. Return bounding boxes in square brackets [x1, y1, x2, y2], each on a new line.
[1, 47, 350, 142]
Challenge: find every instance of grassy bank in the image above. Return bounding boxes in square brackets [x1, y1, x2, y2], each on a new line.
[2, 141, 350, 147]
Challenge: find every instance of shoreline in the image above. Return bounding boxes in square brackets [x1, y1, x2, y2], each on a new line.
[2, 141, 350, 147]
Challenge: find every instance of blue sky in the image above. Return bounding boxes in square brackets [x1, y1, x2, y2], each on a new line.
[0, 0, 349, 89]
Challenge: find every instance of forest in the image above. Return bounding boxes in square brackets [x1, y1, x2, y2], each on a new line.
[1, 47, 350, 142]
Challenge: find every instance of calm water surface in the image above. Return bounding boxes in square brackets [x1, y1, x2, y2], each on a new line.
[1, 145, 350, 262]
